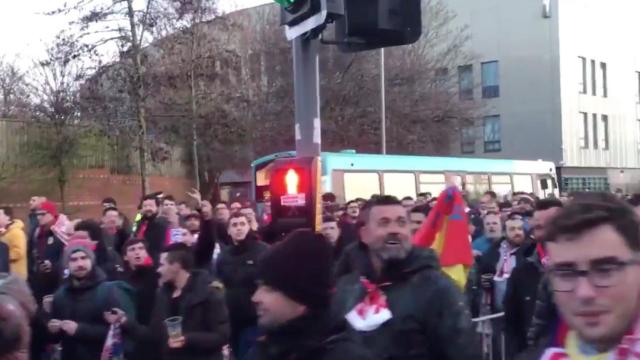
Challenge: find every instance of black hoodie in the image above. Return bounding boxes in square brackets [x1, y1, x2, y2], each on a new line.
[332, 246, 480, 360]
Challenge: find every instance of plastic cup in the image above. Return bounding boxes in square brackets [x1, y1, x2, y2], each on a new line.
[164, 316, 183, 339]
[42, 295, 54, 313]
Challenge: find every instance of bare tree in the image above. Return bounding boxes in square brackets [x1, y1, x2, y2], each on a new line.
[50, 0, 170, 195]
[27, 33, 93, 210]
[0, 58, 29, 119]
[320, 0, 480, 154]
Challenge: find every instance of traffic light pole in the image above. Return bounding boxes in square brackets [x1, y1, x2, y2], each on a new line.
[292, 35, 321, 157]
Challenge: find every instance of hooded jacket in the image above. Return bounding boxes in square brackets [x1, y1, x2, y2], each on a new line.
[125, 270, 230, 360]
[1, 220, 28, 280]
[49, 268, 122, 360]
[245, 311, 374, 360]
[332, 245, 480, 360]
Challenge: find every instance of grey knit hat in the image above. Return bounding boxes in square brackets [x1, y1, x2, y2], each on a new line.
[63, 235, 97, 267]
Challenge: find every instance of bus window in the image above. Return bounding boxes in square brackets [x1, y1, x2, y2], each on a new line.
[254, 161, 276, 202]
[344, 173, 381, 201]
[419, 173, 446, 197]
[383, 173, 416, 199]
[491, 175, 513, 197]
[513, 175, 534, 194]
[465, 174, 490, 198]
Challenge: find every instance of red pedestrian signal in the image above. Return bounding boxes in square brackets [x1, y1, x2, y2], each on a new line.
[269, 157, 322, 237]
[285, 169, 300, 195]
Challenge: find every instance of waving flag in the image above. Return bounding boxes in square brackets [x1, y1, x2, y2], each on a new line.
[413, 186, 474, 289]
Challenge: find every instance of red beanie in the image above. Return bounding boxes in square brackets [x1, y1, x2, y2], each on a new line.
[39, 201, 59, 218]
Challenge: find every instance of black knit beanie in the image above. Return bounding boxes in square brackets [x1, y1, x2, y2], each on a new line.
[258, 229, 334, 310]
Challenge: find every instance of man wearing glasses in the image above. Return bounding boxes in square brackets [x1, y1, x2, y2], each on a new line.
[521, 194, 640, 359]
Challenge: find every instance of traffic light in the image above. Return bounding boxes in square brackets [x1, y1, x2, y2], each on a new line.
[335, 0, 422, 52]
[269, 157, 322, 235]
[278, 0, 322, 28]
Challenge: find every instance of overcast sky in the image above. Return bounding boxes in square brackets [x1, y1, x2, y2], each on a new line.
[0, 0, 271, 64]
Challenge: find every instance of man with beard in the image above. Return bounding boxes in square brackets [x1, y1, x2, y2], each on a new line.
[0, 273, 37, 360]
[105, 238, 159, 360]
[217, 213, 269, 359]
[504, 199, 562, 358]
[476, 214, 532, 314]
[472, 212, 504, 256]
[47, 240, 129, 360]
[332, 196, 478, 360]
[134, 194, 170, 264]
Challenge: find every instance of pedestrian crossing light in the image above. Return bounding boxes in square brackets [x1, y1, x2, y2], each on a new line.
[269, 157, 322, 235]
[285, 169, 300, 195]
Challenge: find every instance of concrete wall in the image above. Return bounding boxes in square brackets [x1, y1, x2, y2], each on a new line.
[447, 0, 563, 162]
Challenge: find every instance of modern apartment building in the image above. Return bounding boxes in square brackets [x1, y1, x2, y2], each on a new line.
[448, 0, 640, 193]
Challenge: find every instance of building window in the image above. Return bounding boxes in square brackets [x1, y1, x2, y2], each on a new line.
[458, 65, 473, 100]
[562, 177, 610, 192]
[435, 67, 449, 88]
[592, 113, 598, 149]
[483, 115, 501, 152]
[579, 57, 587, 94]
[601, 62, 608, 98]
[591, 59, 597, 96]
[602, 114, 609, 150]
[461, 127, 476, 153]
[481, 61, 500, 98]
[580, 112, 589, 149]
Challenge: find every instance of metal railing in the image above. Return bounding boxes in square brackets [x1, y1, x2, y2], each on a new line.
[472, 312, 506, 360]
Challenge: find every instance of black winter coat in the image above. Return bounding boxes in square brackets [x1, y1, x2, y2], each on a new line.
[194, 219, 227, 271]
[332, 245, 480, 360]
[125, 270, 230, 360]
[134, 214, 169, 265]
[28, 227, 65, 302]
[504, 247, 544, 358]
[122, 265, 159, 359]
[49, 269, 122, 360]
[245, 311, 374, 360]
[216, 236, 269, 332]
[334, 242, 377, 280]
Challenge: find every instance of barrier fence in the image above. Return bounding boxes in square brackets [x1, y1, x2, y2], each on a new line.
[472, 312, 506, 360]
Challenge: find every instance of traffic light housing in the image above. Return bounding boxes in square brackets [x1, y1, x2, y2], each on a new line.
[335, 0, 422, 52]
[279, 0, 322, 27]
[269, 157, 322, 235]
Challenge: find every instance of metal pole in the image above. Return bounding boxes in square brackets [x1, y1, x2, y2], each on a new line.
[293, 35, 321, 157]
[380, 48, 387, 154]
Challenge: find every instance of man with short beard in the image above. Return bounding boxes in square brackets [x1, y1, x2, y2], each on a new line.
[134, 194, 170, 264]
[47, 240, 128, 360]
[332, 196, 478, 360]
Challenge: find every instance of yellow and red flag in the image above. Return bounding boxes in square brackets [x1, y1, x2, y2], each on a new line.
[413, 186, 474, 290]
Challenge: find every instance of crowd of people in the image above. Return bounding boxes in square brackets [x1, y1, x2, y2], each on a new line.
[2, 187, 640, 360]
